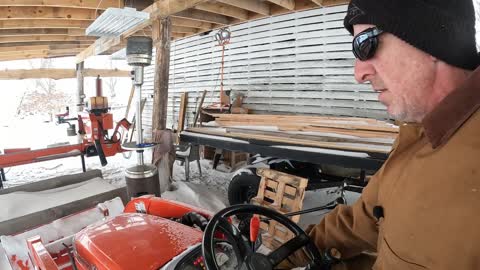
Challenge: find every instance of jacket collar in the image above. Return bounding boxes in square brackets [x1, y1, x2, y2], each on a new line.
[422, 67, 480, 148]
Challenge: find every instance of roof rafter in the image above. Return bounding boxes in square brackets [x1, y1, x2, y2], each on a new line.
[171, 17, 212, 29]
[0, 7, 99, 20]
[174, 9, 231, 25]
[266, 0, 295, 10]
[76, 0, 210, 63]
[0, 48, 84, 59]
[0, 35, 96, 43]
[215, 0, 270, 16]
[0, 45, 89, 54]
[310, 0, 348, 6]
[172, 26, 201, 34]
[0, 19, 92, 29]
[194, 2, 249, 20]
[0, 0, 122, 9]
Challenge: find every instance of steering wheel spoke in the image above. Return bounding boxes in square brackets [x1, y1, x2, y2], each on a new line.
[267, 234, 310, 266]
[202, 204, 323, 270]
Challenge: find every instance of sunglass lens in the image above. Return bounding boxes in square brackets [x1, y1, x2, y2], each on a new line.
[352, 28, 381, 61]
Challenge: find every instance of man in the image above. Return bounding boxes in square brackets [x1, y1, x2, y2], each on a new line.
[285, 0, 480, 269]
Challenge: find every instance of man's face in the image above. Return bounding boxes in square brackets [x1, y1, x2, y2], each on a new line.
[353, 24, 437, 122]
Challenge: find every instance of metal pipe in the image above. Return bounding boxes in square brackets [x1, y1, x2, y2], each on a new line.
[76, 62, 84, 112]
[96, 75, 103, 97]
[135, 82, 144, 166]
[76, 62, 85, 144]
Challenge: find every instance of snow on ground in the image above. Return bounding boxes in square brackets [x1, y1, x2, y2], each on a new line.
[3, 150, 360, 228]
[1, 118, 361, 229]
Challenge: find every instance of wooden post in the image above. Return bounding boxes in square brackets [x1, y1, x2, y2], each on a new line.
[151, 15, 173, 192]
[152, 17, 172, 131]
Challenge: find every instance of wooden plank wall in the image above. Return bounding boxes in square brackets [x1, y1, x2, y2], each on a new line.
[141, 5, 388, 139]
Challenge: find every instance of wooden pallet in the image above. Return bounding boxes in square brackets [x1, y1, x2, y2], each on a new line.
[251, 168, 308, 250]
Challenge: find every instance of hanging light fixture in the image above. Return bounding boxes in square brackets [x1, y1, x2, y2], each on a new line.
[214, 28, 231, 46]
[216, 28, 231, 108]
[86, 7, 149, 37]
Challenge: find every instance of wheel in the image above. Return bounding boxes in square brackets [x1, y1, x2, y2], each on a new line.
[227, 172, 261, 205]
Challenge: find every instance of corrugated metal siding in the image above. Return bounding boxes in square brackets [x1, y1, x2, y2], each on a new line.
[142, 5, 387, 139]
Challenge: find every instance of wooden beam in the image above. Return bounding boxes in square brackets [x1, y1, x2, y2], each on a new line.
[0, 50, 82, 61]
[0, 68, 130, 80]
[0, 0, 122, 9]
[0, 41, 93, 48]
[309, 0, 349, 6]
[83, 69, 131, 77]
[173, 9, 231, 25]
[152, 17, 171, 131]
[75, 0, 209, 63]
[266, 0, 295, 10]
[171, 32, 187, 39]
[172, 26, 199, 34]
[216, 0, 270, 16]
[0, 19, 92, 29]
[0, 35, 96, 43]
[195, 2, 249, 20]
[0, 44, 89, 53]
[0, 28, 86, 37]
[0, 7, 99, 20]
[0, 48, 85, 57]
[149, 0, 209, 19]
[171, 16, 212, 29]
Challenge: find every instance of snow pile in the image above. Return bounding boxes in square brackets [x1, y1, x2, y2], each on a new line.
[0, 197, 124, 270]
[0, 178, 119, 222]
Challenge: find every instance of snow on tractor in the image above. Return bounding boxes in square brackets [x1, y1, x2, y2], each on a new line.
[0, 195, 338, 270]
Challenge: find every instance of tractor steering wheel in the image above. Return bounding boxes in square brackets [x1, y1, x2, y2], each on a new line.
[202, 204, 324, 270]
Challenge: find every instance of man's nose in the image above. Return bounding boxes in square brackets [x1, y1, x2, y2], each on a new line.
[354, 59, 375, 83]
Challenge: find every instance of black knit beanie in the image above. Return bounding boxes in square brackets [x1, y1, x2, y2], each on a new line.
[344, 0, 480, 70]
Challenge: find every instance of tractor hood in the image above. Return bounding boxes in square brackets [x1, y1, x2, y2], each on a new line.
[74, 213, 203, 270]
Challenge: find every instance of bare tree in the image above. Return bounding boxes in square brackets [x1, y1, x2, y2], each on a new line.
[104, 59, 118, 101]
[18, 59, 72, 121]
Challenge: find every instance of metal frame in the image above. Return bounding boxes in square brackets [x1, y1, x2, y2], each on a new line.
[180, 132, 388, 171]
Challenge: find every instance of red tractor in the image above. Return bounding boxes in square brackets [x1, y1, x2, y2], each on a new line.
[1, 196, 333, 270]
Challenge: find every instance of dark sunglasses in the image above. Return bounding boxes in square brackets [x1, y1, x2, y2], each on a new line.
[352, 27, 384, 61]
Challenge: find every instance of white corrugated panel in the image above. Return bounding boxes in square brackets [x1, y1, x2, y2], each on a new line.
[141, 5, 388, 139]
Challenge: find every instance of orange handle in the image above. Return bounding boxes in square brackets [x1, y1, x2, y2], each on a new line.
[250, 215, 260, 243]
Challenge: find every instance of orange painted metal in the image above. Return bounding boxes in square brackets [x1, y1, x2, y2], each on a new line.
[27, 236, 60, 270]
[0, 144, 82, 167]
[124, 196, 213, 219]
[74, 213, 203, 270]
[0, 116, 129, 169]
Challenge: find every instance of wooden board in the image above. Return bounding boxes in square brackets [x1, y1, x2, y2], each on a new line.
[187, 127, 393, 154]
[178, 92, 189, 133]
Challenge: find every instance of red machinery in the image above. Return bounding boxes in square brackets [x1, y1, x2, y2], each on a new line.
[1, 196, 330, 270]
[0, 76, 130, 172]
[2, 197, 213, 270]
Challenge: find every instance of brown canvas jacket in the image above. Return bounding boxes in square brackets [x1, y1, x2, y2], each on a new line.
[285, 67, 480, 270]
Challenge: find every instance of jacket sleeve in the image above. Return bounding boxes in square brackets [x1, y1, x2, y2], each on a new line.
[306, 170, 381, 259]
[278, 169, 383, 269]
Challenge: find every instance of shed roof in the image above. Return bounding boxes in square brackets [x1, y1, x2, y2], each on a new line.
[0, 0, 348, 63]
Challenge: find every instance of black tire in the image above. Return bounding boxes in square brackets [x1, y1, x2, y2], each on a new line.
[227, 172, 261, 206]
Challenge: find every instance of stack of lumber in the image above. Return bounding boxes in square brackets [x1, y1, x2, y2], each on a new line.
[186, 114, 399, 155]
